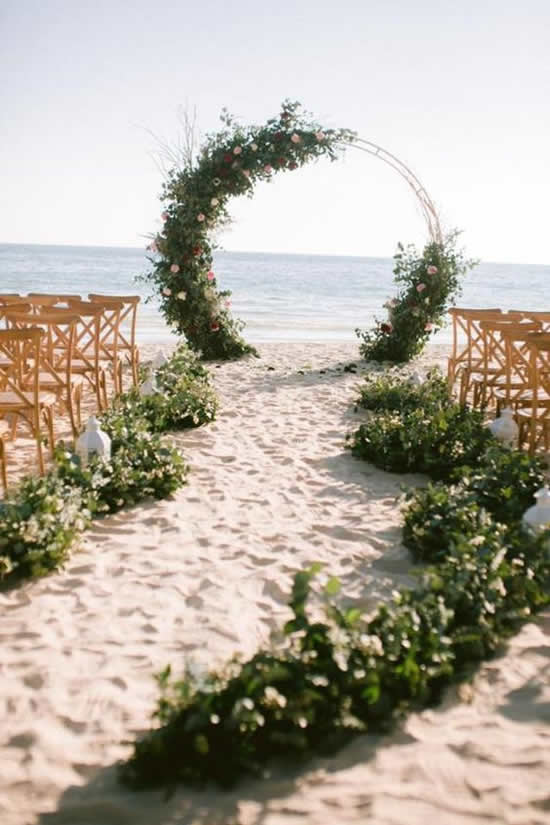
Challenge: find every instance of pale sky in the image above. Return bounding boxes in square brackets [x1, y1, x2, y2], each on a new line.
[1, 0, 549, 264]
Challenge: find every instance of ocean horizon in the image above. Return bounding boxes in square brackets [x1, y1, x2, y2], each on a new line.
[1, 242, 548, 345]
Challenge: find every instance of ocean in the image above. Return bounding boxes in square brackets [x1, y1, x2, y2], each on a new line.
[0, 243, 548, 346]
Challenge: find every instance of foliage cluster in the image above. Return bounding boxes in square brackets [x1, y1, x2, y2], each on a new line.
[120, 372, 549, 791]
[349, 371, 493, 478]
[145, 101, 354, 360]
[0, 344, 217, 581]
[357, 232, 476, 363]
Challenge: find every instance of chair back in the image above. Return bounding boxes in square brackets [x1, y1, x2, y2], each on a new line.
[88, 294, 140, 386]
[0, 327, 44, 416]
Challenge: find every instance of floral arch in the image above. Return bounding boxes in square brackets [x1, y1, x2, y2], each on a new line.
[146, 101, 471, 361]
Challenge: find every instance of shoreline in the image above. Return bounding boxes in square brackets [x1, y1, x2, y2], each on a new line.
[1, 340, 548, 825]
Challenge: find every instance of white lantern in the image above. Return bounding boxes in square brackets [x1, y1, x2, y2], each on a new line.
[75, 416, 111, 467]
[488, 408, 519, 447]
[139, 366, 159, 397]
[152, 349, 168, 369]
[522, 486, 550, 533]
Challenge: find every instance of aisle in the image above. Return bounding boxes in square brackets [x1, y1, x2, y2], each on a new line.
[1, 342, 548, 825]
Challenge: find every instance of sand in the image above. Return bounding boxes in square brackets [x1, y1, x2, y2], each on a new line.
[0, 341, 549, 825]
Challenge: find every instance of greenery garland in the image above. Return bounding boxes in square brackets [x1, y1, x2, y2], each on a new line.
[120, 371, 550, 790]
[146, 101, 354, 360]
[356, 232, 476, 363]
[0, 345, 216, 582]
[147, 101, 475, 363]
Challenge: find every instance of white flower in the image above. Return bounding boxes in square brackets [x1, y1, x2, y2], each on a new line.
[162, 287, 172, 296]
[197, 213, 206, 222]
[211, 197, 219, 206]
[176, 291, 186, 300]
[315, 131, 325, 141]
[251, 142, 258, 151]
[290, 133, 301, 144]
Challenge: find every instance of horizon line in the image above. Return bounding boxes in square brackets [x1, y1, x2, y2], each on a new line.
[0, 240, 548, 269]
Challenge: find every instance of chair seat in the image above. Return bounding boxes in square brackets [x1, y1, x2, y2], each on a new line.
[0, 390, 57, 408]
[22, 372, 85, 390]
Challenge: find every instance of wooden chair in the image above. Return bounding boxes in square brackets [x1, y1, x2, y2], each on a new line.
[517, 333, 550, 454]
[62, 301, 108, 409]
[4, 310, 84, 438]
[28, 293, 82, 304]
[0, 328, 56, 475]
[473, 319, 542, 409]
[88, 294, 140, 389]
[0, 418, 10, 491]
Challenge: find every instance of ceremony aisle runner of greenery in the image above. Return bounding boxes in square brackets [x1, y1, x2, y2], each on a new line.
[120, 370, 549, 790]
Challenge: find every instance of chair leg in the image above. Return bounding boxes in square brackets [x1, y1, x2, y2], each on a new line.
[131, 346, 140, 387]
[0, 439, 7, 493]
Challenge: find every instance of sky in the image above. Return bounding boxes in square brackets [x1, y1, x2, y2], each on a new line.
[1, 0, 549, 264]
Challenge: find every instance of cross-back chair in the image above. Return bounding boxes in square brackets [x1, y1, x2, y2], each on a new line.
[88, 294, 140, 389]
[517, 333, 550, 455]
[0, 327, 56, 477]
[473, 319, 542, 410]
[4, 309, 84, 438]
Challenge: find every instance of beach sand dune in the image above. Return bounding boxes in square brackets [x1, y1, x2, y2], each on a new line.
[1, 342, 548, 825]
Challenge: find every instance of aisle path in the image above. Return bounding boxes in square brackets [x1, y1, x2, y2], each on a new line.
[1, 342, 548, 825]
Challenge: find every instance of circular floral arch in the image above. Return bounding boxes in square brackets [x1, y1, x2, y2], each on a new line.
[146, 101, 470, 362]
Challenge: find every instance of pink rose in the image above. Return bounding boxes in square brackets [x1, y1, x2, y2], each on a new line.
[197, 213, 206, 222]
[242, 169, 251, 178]
[147, 241, 157, 253]
[264, 164, 273, 173]
[315, 131, 325, 141]
[207, 271, 215, 281]
[161, 211, 168, 221]
[427, 265, 438, 275]
[211, 321, 220, 332]
[225, 299, 231, 307]
[162, 287, 172, 296]
[424, 322, 433, 331]
[170, 264, 180, 273]
[291, 133, 301, 144]
[416, 283, 426, 292]
[233, 146, 242, 155]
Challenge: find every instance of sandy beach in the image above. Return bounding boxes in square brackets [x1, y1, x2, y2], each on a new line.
[1, 340, 549, 825]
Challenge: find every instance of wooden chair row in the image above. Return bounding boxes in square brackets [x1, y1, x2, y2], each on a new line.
[447, 307, 550, 454]
[0, 293, 141, 492]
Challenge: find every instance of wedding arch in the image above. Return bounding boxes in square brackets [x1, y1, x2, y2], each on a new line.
[146, 101, 471, 361]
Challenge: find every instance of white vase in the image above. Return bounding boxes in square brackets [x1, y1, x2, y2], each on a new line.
[488, 408, 518, 447]
[523, 487, 550, 533]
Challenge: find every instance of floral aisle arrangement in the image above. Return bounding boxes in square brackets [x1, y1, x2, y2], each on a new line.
[120, 373, 550, 790]
[0, 344, 217, 581]
[356, 232, 476, 363]
[146, 101, 355, 360]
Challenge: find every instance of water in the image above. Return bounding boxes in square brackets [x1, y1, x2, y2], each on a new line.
[0, 243, 548, 345]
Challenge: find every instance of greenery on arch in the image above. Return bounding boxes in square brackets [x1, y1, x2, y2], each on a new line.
[146, 101, 355, 360]
[356, 231, 476, 363]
